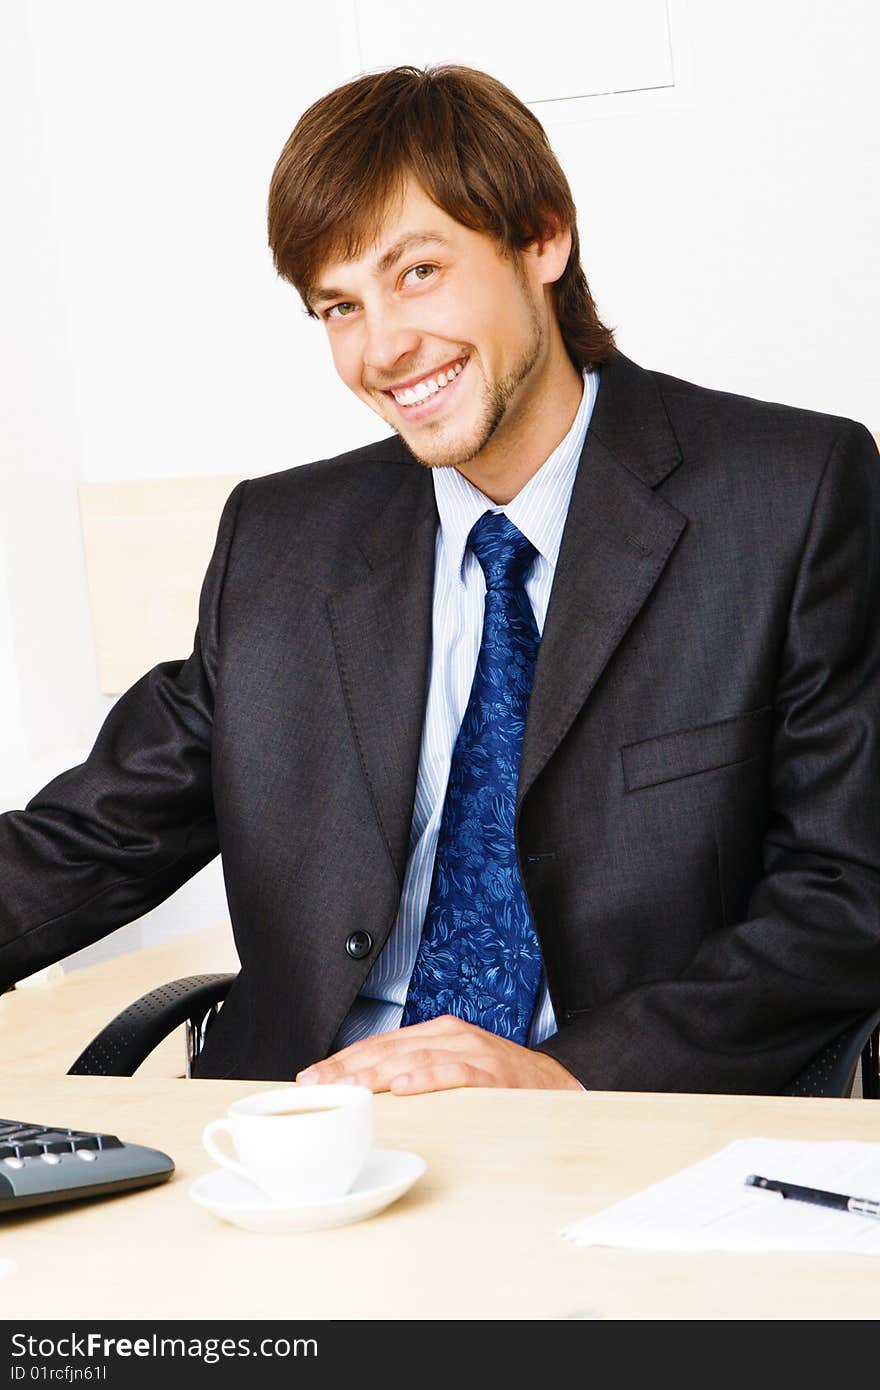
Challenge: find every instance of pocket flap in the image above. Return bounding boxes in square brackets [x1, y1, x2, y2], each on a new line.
[621, 706, 772, 791]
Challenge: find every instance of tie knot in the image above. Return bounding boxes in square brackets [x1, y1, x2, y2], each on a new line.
[467, 512, 537, 591]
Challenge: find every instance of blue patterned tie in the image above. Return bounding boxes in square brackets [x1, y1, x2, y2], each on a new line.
[401, 512, 544, 1043]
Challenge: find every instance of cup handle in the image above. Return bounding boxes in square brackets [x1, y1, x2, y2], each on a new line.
[202, 1119, 250, 1181]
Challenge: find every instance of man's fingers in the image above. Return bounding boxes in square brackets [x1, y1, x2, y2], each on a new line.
[296, 1016, 480, 1084]
[388, 1060, 493, 1094]
[330, 1047, 475, 1094]
[296, 1046, 406, 1085]
[293, 1017, 578, 1092]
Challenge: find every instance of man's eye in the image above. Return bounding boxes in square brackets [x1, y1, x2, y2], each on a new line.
[326, 302, 357, 319]
[403, 264, 436, 285]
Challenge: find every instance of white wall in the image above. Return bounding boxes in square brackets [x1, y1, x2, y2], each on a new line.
[0, 0, 108, 770]
[2, 0, 878, 969]
[565, 3, 880, 416]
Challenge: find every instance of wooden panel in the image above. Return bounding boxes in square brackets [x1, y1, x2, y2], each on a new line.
[78, 474, 246, 694]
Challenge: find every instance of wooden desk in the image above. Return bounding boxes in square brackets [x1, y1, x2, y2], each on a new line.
[0, 1078, 878, 1320]
[1, 927, 239, 1078]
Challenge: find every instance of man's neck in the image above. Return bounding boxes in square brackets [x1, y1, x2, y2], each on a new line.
[456, 355, 584, 505]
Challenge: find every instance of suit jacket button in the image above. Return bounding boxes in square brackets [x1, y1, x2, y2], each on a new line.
[346, 930, 373, 960]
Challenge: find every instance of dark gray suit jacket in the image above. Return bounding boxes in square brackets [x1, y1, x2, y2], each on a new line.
[2, 353, 879, 1090]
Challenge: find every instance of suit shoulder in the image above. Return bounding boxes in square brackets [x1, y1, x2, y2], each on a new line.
[235, 434, 412, 508]
[649, 366, 871, 460]
[213, 431, 431, 591]
[222, 434, 424, 548]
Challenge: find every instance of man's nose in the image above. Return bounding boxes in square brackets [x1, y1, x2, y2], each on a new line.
[362, 306, 420, 378]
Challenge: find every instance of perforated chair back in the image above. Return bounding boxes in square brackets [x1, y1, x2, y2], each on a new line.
[67, 973, 234, 1077]
[783, 1008, 880, 1098]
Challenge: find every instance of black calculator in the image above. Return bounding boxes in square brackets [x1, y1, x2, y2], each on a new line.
[0, 1117, 174, 1211]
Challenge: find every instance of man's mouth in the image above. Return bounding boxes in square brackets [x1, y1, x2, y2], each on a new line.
[383, 356, 469, 408]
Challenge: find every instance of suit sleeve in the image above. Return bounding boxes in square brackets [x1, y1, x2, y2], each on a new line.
[536, 422, 880, 1093]
[0, 480, 248, 987]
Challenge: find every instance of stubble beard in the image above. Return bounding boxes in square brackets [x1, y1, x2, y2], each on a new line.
[394, 294, 546, 473]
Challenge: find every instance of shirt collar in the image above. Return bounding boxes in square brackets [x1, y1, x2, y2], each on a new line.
[432, 367, 599, 585]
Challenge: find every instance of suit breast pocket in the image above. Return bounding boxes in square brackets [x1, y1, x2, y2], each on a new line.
[620, 706, 773, 792]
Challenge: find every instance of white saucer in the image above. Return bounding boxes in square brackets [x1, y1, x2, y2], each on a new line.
[189, 1148, 426, 1233]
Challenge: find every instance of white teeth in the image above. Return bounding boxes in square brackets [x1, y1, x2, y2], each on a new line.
[391, 358, 467, 406]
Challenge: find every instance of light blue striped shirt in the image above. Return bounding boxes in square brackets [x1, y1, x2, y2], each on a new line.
[333, 367, 600, 1051]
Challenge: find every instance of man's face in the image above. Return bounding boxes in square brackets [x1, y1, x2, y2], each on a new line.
[311, 179, 563, 473]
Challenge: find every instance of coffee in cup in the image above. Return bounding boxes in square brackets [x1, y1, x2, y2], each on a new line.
[202, 1085, 372, 1204]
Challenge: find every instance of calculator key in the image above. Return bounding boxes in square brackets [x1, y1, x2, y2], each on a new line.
[97, 1135, 123, 1150]
[17, 1143, 44, 1157]
[0, 1146, 17, 1160]
[44, 1140, 74, 1154]
[70, 1136, 100, 1151]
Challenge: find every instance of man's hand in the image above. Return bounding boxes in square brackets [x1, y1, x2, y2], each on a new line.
[295, 1015, 582, 1094]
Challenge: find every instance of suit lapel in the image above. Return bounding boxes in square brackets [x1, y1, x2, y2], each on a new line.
[327, 355, 688, 852]
[328, 453, 437, 883]
[519, 355, 688, 802]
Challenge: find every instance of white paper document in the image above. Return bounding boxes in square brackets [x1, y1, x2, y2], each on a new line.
[563, 1138, 880, 1254]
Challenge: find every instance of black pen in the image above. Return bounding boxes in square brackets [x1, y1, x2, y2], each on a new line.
[746, 1173, 880, 1219]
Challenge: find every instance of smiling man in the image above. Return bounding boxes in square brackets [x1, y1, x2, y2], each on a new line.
[1, 65, 878, 1095]
[309, 177, 582, 503]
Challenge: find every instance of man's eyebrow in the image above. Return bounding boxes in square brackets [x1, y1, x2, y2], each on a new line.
[372, 230, 452, 276]
[310, 231, 452, 307]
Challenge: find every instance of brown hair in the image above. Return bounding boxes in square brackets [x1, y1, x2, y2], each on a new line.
[268, 65, 617, 370]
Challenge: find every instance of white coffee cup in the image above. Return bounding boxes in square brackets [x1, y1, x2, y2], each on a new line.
[202, 1085, 373, 1205]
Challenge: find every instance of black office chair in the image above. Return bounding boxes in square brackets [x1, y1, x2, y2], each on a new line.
[68, 973, 235, 1078]
[67, 976, 880, 1097]
[781, 1008, 880, 1099]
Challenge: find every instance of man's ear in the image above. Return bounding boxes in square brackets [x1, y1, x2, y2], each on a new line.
[523, 219, 572, 287]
